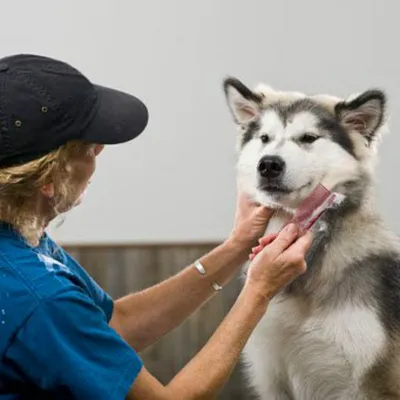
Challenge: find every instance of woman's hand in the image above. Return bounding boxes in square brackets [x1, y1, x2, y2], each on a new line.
[127, 223, 313, 400]
[245, 223, 312, 302]
[230, 192, 274, 249]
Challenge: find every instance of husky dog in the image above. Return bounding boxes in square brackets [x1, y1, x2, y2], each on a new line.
[222, 77, 400, 400]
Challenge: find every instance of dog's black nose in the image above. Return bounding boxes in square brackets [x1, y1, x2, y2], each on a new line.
[257, 156, 285, 179]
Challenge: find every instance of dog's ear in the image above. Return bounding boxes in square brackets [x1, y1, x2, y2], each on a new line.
[223, 77, 263, 125]
[335, 90, 386, 143]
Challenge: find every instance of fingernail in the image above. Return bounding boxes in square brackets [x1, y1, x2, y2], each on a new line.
[285, 223, 297, 235]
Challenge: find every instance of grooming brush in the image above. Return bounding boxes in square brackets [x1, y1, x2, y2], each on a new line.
[249, 183, 344, 260]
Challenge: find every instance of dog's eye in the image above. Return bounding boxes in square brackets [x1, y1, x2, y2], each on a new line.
[260, 134, 270, 143]
[299, 133, 319, 144]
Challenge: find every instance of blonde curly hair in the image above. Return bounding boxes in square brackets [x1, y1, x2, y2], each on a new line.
[0, 140, 95, 247]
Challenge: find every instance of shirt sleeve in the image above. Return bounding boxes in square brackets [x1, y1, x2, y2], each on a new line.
[46, 239, 115, 323]
[4, 287, 143, 400]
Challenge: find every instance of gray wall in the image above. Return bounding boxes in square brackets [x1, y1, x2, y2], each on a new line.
[2, 0, 399, 244]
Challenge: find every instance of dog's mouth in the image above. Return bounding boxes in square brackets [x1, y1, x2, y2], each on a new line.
[259, 183, 292, 194]
[259, 181, 313, 196]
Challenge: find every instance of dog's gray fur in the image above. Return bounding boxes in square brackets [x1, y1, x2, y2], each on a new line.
[223, 77, 400, 399]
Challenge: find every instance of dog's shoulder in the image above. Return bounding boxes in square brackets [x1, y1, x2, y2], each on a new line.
[369, 250, 400, 333]
[339, 248, 400, 334]
[352, 248, 400, 398]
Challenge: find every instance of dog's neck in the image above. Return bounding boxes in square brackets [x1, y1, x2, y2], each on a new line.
[262, 177, 372, 237]
[263, 208, 293, 237]
[278, 186, 399, 303]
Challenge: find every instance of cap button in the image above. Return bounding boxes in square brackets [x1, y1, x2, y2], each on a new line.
[0, 63, 9, 72]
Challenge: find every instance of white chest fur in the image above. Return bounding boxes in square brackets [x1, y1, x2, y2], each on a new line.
[263, 210, 291, 236]
[242, 296, 386, 400]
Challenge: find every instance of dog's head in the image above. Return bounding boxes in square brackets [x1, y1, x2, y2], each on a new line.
[223, 77, 387, 211]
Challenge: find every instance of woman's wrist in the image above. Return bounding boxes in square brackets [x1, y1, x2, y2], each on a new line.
[226, 230, 259, 254]
[241, 280, 271, 311]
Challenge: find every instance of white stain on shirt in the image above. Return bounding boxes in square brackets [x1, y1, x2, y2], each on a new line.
[37, 253, 71, 274]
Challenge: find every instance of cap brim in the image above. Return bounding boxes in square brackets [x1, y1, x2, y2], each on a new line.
[81, 85, 149, 145]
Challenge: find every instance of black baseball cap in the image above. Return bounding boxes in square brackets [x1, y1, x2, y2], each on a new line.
[0, 54, 149, 167]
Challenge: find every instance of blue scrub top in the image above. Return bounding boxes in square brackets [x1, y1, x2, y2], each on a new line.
[0, 222, 143, 399]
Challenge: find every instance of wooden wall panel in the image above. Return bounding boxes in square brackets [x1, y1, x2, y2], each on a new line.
[63, 244, 257, 400]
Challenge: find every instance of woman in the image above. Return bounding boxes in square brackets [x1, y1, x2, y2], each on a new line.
[0, 53, 312, 399]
